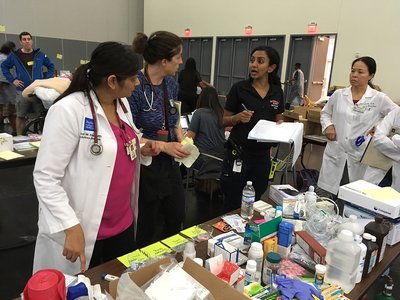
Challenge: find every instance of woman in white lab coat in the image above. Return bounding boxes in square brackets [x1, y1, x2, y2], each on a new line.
[318, 56, 397, 195]
[367, 108, 400, 191]
[33, 42, 159, 275]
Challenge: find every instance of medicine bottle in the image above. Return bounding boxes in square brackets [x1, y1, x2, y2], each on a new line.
[244, 260, 257, 286]
[247, 242, 263, 283]
[314, 264, 327, 289]
[262, 252, 282, 288]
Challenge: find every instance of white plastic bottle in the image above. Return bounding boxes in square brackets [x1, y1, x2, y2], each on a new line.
[324, 229, 361, 293]
[244, 260, 257, 286]
[241, 181, 256, 220]
[354, 234, 367, 283]
[247, 242, 264, 283]
[183, 241, 196, 261]
[304, 186, 317, 219]
[339, 215, 364, 236]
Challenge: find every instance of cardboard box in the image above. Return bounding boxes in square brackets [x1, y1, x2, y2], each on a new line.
[295, 231, 326, 264]
[109, 257, 248, 299]
[303, 121, 322, 136]
[338, 180, 400, 219]
[0, 133, 13, 152]
[306, 107, 322, 123]
[343, 202, 400, 246]
[249, 216, 281, 243]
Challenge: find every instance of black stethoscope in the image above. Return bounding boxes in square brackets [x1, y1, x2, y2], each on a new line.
[142, 68, 177, 115]
[87, 91, 130, 156]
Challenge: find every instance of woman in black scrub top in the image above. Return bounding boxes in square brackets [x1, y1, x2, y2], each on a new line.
[221, 46, 284, 212]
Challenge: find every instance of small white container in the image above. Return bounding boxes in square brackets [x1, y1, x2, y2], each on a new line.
[247, 242, 263, 283]
[244, 260, 257, 286]
[339, 215, 364, 236]
[183, 241, 196, 261]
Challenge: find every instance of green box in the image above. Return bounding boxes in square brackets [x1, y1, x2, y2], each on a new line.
[249, 216, 282, 243]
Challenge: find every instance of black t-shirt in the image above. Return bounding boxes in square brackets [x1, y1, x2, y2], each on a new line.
[178, 69, 202, 95]
[225, 79, 284, 155]
[15, 49, 35, 77]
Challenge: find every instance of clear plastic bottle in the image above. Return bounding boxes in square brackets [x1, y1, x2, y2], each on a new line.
[262, 252, 282, 288]
[339, 215, 364, 236]
[325, 229, 361, 293]
[247, 242, 263, 283]
[354, 234, 367, 283]
[304, 186, 317, 219]
[241, 181, 256, 220]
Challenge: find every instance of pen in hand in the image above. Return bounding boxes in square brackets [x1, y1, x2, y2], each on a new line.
[241, 103, 248, 111]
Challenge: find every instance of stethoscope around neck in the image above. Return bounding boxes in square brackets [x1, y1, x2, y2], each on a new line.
[87, 90, 130, 156]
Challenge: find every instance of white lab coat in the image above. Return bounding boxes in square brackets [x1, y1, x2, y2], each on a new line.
[318, 86, 397, 195]
[33, 91, 151, 275]
[369, 108, 400, 191]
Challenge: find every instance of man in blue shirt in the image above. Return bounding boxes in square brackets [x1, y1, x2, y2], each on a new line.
[1, 31, 54, 135]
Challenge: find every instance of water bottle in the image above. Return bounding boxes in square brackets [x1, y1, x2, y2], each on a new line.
[241, 181, 256, 220]
[304, 186, 317, 219]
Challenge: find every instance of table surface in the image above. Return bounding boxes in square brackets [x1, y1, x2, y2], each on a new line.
[0, 148, 38, 169]
[82, 207, 400, 300]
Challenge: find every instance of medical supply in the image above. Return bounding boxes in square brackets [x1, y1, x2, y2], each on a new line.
[262, 252, 281, 287]
[277, 221, 293, 258]
[23, 269, 66, 300]
[248, 214, 281, 243]
[193, 258, 204, 266]
[339, 214, 363, 236]
[67, 282, 88, 300]
[354, 234, 367, 283]
[263, 236, 278, 255]
[243, 282, 265, 297]
[275, 206, 283, 218]
[295, 230, 326, 264]
[241, 181, 256, 220]
[362, 233, 378, 277]
[0, 133, 13, 151]
[247, 242, 264, 283]
[304, 186, 317, 218]
[325, 229, 361, 293]
[101, 273, 119, 282]
[275, 276, 323, 300]
[207, 238, 215, 257]
[245, 259, 257, 286]
[375, 277, 395, 300]
[314, 264, 326, 289]
[364, 216, 390, 263]
[217, 260, 240, 285]
[183, 241, 196, 261]
[254, 200, 272, 213]
[269, 184, 299, 206]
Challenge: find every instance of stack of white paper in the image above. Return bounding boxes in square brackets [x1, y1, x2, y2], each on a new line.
[248, 120, 304, 166]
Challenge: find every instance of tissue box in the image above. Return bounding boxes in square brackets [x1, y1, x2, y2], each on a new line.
[0, 133, 13, 152]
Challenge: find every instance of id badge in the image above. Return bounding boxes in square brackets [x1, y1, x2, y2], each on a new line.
[353, 103, 366, 113]
[156, 129, 168, 142]
[233, 159, 242, 173]
[126, 138, 137, 161]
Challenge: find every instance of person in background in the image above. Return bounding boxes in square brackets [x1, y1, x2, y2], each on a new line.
[285, 62, 304, 109]
[186, 87, 225, 188]
[365, 108, 400, 191]
[221, 46, 284, 212]
[128, 31, 190, 248]
[1, 32, 54, 135]
[0, 41, 17, 134]
[178, 57, 211, 114]
[318, 56, 397, 197]
[33, 42, 159, 275]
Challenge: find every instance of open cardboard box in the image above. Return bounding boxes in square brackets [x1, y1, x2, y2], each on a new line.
[109, 257, 248, 300]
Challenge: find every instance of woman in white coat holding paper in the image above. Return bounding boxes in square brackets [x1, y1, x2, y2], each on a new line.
[33, 42, 159, 275]
[318, 56, 397, 196]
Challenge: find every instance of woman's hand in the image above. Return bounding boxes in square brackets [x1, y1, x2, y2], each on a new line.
[162, 142, 190, 158]
[63, 224, 86, 273]
[141, 140, 161, 156]
[325, 125, 337, 141]
[235, 110, 254, 124]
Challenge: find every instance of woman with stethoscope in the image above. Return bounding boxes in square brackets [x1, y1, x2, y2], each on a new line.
[128, 31, 190, 248]
[318, 56, 397, 197]
[32, 42, 160, 275]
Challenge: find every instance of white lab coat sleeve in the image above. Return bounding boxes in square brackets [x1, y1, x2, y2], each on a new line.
[380, 94, 398, 116]
[320, 91, 337, 133]
[374, 109, 400, 162]
[33, 102, 80, 234]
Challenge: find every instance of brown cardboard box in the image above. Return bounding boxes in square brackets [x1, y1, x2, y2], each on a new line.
[303, 121, 322, 136]
[295, 231, 326, 264]
[283, 106, 307, 120]
[307, 107, 322, 123]
[109, 257, 248, 299]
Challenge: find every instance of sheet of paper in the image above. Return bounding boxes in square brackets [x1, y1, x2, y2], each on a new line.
[14, 142, 36, 151]
[0, 151, 24, 160]
[161, 234, 189, 249]
[362, 187, 400, 201]
[180, 225, 205, 239]
[117, 249, 148, 267]
[30, 141, 41, 148]
[140, 242, 171, 258]
[175, 137, 200, 168]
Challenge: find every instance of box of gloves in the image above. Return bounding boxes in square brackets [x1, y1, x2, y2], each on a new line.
[0, 133, 13, 152]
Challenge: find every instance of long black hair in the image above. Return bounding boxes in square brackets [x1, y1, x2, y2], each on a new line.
[250, 46, 281, 86]
[56, 42, 140, 101]
[196, 87, 224, 126]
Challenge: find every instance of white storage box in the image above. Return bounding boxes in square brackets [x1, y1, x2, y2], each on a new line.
[269, 184, 299, 206]
[339, 180, 400, 219]
[0, 133, 13, 152]
[343, 203, 400, 246]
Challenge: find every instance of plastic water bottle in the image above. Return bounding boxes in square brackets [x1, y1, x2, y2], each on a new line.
[241, 181, 256, 220]
[325, 229, 361, 293]
[304, 186, 317, 219]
